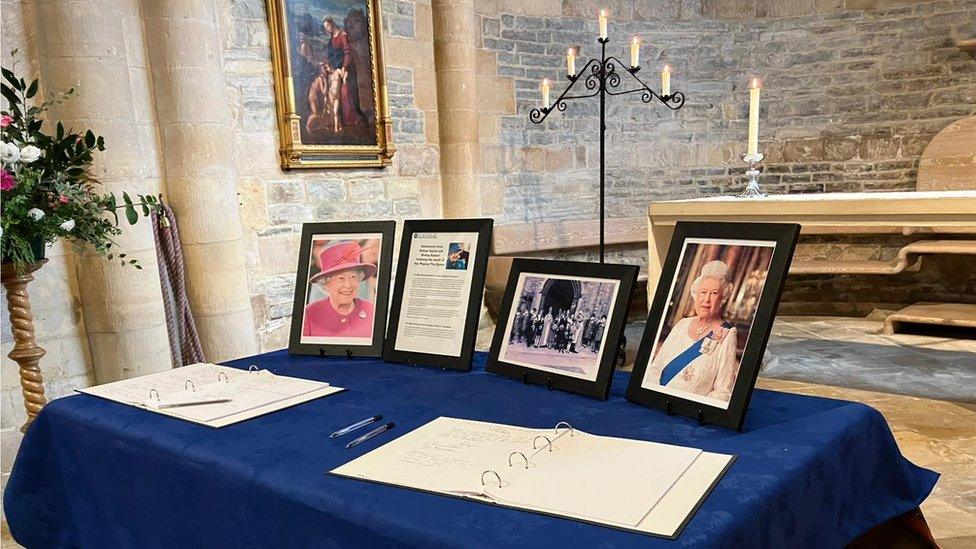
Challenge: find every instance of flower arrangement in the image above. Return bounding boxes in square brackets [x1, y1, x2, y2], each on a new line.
[1, 55, 161, 272]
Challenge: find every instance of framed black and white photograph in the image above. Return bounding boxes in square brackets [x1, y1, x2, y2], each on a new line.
[384, 218, 493, 371]
[487, 259, 639, 399]
[627, 222, 800, 430]
[288, 220, 395, 358]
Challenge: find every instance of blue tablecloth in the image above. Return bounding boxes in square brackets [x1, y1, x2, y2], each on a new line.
[5, 350, 937, 548]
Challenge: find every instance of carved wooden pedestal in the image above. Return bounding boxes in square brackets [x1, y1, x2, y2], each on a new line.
[1, 260, 48, 432]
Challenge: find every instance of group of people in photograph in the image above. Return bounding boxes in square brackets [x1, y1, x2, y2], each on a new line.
[509, 306, 607, 354]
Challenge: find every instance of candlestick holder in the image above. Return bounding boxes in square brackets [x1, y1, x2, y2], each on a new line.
[529, 36, 686, 264]
[739, 152, 767, 198]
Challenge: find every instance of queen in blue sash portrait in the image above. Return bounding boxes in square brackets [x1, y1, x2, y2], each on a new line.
[647, 260, 739, 406]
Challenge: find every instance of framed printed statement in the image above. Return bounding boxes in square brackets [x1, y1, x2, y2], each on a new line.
[266, 0, 395, 169]
[383, 219, 493, 371]
[487, 259, 639, 399]
[288, 221, 395, 358]
[627, 222, 800, 431]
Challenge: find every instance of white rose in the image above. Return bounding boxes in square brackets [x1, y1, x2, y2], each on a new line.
[19, 145, 41, 163]
[59, 219, 76, 232]
[0, 142, 19, 163]
[27, 208, 45, 221]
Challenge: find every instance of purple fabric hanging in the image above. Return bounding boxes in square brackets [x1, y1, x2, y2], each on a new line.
[151, 204, 204, 367]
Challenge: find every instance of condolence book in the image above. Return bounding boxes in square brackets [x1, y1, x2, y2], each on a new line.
[80, 363, 344, 428]
[331, 417, 734, 539]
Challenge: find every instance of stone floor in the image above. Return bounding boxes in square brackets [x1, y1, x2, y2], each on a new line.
[764, 315, 976, 403]
[2, 315, 973, 546]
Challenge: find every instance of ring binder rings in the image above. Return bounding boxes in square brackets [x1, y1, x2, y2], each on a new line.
[248, 365, 259, 373]
[184, 380, 196, 392]
[554, 421, 574, 437]
[533, 435, 553, 451]
[508, 452, 529, 468]
[148, 389, 160, 401]
[481, 470, 502, 487]
[218, 372, 229, 382]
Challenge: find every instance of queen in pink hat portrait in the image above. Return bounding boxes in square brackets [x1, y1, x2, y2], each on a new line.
[302, 238, 380, 340]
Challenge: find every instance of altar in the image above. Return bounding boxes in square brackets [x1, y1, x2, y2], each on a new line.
[646, 191, 976, 326]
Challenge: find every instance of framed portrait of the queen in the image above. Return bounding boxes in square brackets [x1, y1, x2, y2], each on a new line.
[267, 0, 395, 168]
[627, 222, 799, 431]
[288, 221, 395, 357]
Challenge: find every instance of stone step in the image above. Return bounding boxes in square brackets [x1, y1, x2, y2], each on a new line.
[791, 239, 976, 275]
[884, 302, 976, 335]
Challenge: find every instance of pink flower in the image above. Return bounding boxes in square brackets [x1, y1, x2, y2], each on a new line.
[0, 115, 12, 128]
[0, 169, 15, 191]
[59, 194, 69, 204]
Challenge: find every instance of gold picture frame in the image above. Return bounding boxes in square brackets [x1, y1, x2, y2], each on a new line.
[267, 0, 395, 169]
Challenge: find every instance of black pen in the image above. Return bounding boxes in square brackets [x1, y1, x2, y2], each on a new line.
[345, 422, 395, 449]
[330, 415, 382, 438]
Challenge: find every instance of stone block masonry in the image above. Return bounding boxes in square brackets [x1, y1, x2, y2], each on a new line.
[219, 0, 441, 352]
[480, 0, 976, 226]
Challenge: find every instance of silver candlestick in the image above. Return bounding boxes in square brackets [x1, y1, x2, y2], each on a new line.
[738, 152, 766, 197]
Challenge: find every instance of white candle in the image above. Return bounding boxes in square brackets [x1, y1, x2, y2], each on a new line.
[630, 37, 640, 68]
[598, 10, 607, 40]
[747, 77, 761, 155]
[567, 47, 576, 76]
[661, 64, 671, 96]
[541, 78, 551, 109]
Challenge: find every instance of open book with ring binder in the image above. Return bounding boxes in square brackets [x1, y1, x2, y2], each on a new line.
[80, 362, 344, 428]
[331, 417, 735, 539]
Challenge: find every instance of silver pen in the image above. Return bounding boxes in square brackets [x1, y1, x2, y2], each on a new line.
[345, 422, 395, 449]
[149, 398, 233, 410]
[330, 415, 382, 438]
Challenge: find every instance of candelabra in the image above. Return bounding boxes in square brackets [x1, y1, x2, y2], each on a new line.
[528, 37, 686, 264]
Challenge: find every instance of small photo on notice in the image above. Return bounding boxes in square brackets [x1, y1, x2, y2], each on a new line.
[446, 242, 471, 270]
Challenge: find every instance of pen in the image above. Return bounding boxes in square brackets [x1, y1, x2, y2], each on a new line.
[149, 398, 234, 410]
[345, 422, 395, 449]
[330, 415, 383, 438]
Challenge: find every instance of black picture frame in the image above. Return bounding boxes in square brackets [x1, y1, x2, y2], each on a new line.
[383, 218, 493, 371]
[486, 259, 639, 399]
[288, 220, 395, 358]
[626, 221, 800, 431]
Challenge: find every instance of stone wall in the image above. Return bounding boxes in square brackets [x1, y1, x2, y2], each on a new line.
[478, 0, 976, 225]
[217, 0, 441, 351]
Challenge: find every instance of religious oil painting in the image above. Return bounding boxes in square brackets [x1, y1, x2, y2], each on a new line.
[267, 0, 394, 168]
[498, 273, 621, 382]
[640, 238, 775, 410]
[300, 233, 383, 345]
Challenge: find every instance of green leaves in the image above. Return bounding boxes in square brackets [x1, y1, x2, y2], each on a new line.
[2, 57, 161, 273]
[122, 192, 138, 225]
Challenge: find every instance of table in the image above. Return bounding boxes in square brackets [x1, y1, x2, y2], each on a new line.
[4, 351, 937, 548]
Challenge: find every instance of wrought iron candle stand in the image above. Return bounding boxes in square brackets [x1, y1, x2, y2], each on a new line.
[529, 37, 687, 365]
[529, 36, 686, 264]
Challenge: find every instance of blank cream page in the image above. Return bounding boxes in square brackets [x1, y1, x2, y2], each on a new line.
[484, 430, 702, 526]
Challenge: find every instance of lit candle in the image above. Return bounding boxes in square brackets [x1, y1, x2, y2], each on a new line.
[661, 64, 671, 96]
[567, 47, 577, 76]
[747, 77, 761, 155]
[541, 78, 551, 109]
[630, 37, 640, 68]
[598, 9, 607, 40]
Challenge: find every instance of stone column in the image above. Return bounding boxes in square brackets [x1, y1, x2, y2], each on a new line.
[431, 0, 481, 217]
[141, 0, 258, 362]
[32, 0, 171, 382]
